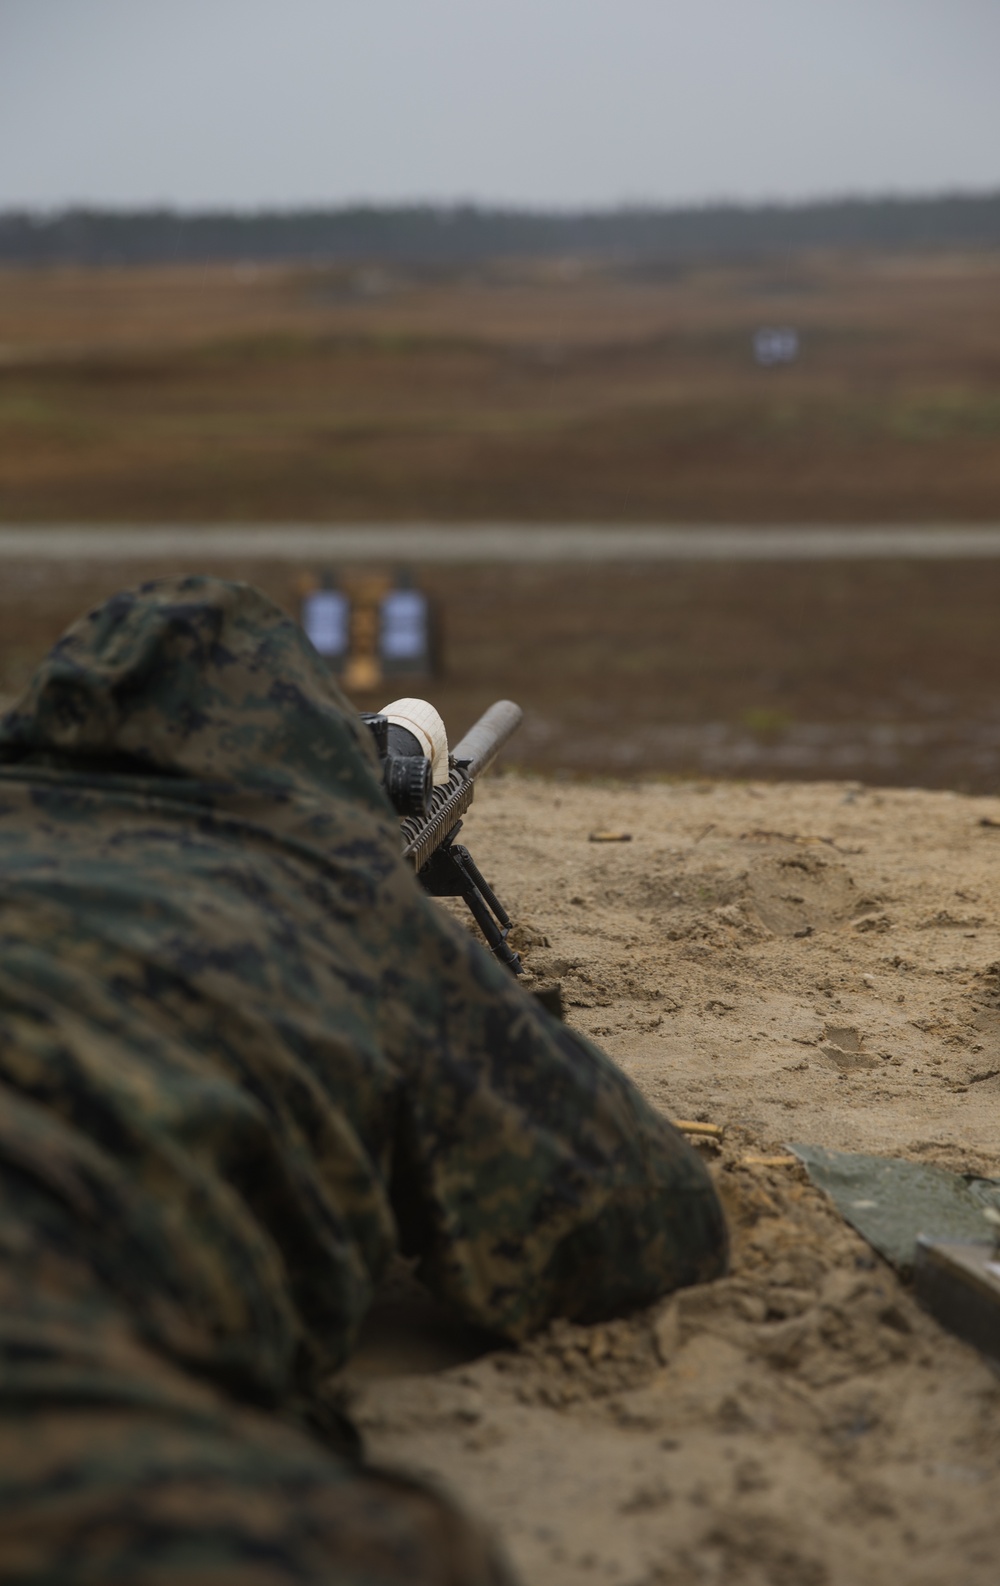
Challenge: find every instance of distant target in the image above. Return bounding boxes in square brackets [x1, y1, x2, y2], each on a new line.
[301, 583, 350, 667]
[380, 582, 433, 676]
[753, 327, 800, 367]
[298, 569, 441, 693]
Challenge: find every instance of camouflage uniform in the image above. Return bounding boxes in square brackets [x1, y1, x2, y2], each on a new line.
[0, 578, 727, 1584]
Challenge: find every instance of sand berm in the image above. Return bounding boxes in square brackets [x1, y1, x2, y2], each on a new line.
[343, 773, 1000, 1586]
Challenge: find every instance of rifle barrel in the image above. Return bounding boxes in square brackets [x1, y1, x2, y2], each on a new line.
[450, 700, 523, 781]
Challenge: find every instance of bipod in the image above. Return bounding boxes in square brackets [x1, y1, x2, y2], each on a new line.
[418, 821, 522, 975]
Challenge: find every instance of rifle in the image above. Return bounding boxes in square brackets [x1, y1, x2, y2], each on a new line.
[360, 700, 523, 975]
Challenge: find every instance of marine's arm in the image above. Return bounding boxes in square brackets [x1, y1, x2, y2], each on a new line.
[384, 887, 728, 1341]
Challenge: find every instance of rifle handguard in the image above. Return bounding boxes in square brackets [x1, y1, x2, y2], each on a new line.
[399, 699, 522, 871]
[400, 766, 474, 870]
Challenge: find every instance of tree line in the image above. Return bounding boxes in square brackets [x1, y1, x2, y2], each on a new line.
[1, 193, 999, 267]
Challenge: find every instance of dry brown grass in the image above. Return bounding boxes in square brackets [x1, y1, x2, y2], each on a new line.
[5, 555, 1000, 790]
[4, 251, 1000, 787]
[2, 251, 999, 522]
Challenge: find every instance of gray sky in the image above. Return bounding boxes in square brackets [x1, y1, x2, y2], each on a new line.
[1, 0, 998, 211]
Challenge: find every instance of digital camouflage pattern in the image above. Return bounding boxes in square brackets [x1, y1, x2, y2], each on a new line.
[0, 577, 727, 1584]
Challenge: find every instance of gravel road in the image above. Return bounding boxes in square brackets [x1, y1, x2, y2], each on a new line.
[4, 524, 1000, 562]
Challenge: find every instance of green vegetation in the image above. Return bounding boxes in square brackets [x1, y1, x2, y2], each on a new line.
[2, 193, 1000, 267]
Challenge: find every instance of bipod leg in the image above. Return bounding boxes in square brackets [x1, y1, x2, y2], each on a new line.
[453, 846, 513, 934]
[418, 829, 522, 975]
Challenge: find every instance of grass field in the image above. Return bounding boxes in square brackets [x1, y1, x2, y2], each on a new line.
[1, 251, 999, 522]
[5, 554, 1000, 791]
[3, 250, 1000, 788]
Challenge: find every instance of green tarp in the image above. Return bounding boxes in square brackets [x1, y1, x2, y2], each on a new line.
[788, 1144, 1000, 1274]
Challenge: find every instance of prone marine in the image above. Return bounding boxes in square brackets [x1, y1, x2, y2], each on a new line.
[0, 576, 728, 1585]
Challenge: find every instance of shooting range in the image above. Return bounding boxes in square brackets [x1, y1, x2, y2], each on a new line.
[4, 3, 1000, 1574]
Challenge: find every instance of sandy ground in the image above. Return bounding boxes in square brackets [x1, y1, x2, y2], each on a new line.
[343, 773, 1000, 1586]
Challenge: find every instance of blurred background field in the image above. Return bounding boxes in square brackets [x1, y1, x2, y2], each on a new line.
[3, 1, 1000, 796]
[6, 547, 1000, 791]
[3, 230, 1000, 787]
[3, 233, 1000, 789]
[2, 247, 999, 523]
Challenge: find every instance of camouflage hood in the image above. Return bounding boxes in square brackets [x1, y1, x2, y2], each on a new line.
[0, 574, 389, 818]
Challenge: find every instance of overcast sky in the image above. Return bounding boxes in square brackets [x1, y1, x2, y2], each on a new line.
[1, 0, 998, 211]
